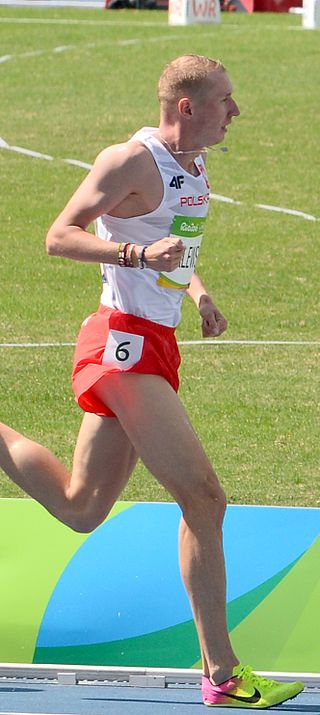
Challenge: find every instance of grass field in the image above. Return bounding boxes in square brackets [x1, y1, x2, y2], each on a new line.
[1, 7, 319, 506]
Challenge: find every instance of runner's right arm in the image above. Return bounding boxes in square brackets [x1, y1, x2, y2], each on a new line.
[46, 143, 184, 273]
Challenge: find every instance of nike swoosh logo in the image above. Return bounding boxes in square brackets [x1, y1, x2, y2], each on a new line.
[224, 687, 261, 704]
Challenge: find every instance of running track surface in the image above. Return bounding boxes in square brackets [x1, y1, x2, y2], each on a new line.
[0, 679, 319, 715]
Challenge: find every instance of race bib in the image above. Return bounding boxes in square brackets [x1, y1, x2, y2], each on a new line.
[102, 330, 144, 370]
[157, 215, 206, 290]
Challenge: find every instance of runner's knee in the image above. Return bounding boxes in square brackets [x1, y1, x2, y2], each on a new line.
[178, 467, 227, 527]
[63, 487, 110, 533]
[65, 511, 105, 534]
[63, 504, 108, 533]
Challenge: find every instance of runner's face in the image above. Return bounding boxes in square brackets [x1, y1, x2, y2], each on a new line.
[193, 71, 240, 147]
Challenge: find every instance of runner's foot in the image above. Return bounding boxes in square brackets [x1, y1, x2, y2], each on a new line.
[202, 664, 304, 708]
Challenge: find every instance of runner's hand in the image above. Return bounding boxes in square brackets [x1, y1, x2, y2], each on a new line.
[143, 237, 185, 272]
[199, 296, 228, 338]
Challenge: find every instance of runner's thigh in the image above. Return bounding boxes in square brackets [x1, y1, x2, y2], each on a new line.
[93, 373, 220, 505]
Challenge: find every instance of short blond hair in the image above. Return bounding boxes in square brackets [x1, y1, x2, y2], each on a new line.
[157, 54, 226, 108]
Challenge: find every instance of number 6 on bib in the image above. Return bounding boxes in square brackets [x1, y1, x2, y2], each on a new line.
[102, 329, 144, 370]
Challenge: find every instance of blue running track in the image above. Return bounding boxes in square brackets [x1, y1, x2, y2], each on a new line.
[0, 678, 319, 715]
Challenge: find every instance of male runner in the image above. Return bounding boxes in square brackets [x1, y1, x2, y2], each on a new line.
[0, 55, 303, 708]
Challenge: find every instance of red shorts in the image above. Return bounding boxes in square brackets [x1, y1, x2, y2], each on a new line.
[72, 305, 181, 417]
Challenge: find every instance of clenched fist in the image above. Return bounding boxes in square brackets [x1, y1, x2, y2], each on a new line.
[135, 237, 185, 272]
[199, 295, 228, 338]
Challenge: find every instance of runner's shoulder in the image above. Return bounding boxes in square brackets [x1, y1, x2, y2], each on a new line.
[94, 140, 152, 173]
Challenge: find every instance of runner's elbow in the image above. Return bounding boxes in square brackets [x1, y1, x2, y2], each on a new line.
[46, 228, 64, 256]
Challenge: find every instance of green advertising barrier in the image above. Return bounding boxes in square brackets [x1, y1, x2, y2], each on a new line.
[0, 499, 319, 672]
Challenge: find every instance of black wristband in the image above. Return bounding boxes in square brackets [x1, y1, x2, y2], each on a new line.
[138, 246, 147, 269]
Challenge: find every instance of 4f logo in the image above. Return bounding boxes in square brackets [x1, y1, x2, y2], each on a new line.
[169, 175, 185, 189]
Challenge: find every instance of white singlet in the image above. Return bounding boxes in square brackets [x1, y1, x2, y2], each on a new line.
[96, 127, 210, 328]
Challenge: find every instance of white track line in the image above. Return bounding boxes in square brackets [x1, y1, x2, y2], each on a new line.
[1, 137, 318, 222]
[64, 157, 93, 170]
[0, 16, 300, 29]
[255, 203, 317, 222]
[211, 194, 318, 222]
[0, 16, 170, 25]
[210, 192, 242, 206]
[53, 43, 76, 52]
[0, 342, 76, 347]
[179, 339, 320, 346]
[0, 340, 319, 348]
[6, 145, 54, 160]
[0, 33, 204, 65]
[20, 49, 43, 58]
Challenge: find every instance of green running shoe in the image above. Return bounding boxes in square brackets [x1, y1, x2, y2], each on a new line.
[202, 664, 304, 708]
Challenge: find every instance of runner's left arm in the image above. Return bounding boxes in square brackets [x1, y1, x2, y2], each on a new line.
[187, 273, 228, 338]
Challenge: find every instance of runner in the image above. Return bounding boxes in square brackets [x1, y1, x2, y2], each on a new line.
[0, 54, 303, 708]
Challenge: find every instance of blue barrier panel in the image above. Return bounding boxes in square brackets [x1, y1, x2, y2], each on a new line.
[0, 500, 319, 671]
